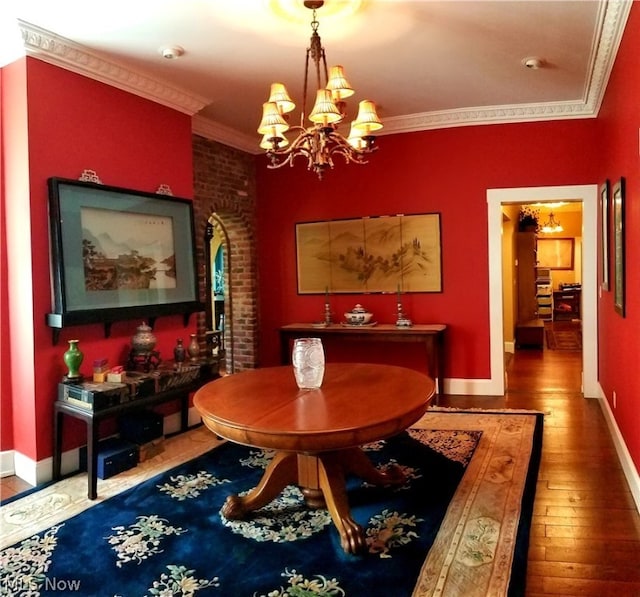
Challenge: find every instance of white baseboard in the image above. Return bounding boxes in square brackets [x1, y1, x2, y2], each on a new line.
[13, 451, 51, 487]
[597, 388, 640, 513]
[445, 377, 504, 397]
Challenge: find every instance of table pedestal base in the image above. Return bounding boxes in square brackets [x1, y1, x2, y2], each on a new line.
[221, 447, 405, 554]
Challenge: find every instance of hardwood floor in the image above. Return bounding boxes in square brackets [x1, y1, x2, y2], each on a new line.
[2, 347, 640, 594]
[439, 347, 640, 596]
[0, 474, 32, 501]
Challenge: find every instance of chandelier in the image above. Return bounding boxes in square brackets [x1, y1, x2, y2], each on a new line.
[257, 0, 383, 180]
[541, 212, 563, 233]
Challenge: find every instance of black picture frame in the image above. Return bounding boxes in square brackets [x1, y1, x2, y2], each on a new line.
[46, 177, 203, 341]
[600, 179, 610, 291]
[613, 177, 626, 317]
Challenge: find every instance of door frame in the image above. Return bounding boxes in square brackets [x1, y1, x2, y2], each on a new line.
[487, 184, 599, 397]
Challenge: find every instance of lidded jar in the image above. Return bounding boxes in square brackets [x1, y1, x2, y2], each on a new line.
[344, 304, 373, 325]
[131, 321, 157, 354]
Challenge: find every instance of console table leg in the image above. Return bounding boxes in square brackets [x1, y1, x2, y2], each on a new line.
[426, 334, 445, 402]
[180, 394, 189, 432]
[87, 420, 99, 500]
[52, 409, 63, 481]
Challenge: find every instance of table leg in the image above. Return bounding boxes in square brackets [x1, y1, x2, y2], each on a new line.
[180, 393, 189, 432]
[87, 420, 99, 500]
[425, 333, 445, 402]
[316, 448, 406, 554]
[52, 409, 63, 481]
[221, 446, 406, 555]
[280, 332, 292, 365]
[222, 451, 298, 519]
[316, 451, 366, 554]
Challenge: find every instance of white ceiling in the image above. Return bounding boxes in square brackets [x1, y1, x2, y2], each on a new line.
[1, 1, 632, 154]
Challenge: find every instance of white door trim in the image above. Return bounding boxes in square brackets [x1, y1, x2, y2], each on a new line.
[487, 185, 598, 397]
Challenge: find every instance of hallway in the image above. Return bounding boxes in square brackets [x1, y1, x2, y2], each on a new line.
[439, 348, 640, 596]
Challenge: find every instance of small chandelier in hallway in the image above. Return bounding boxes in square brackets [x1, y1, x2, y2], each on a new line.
[540, 212, 563, 233]
[257, 0, 383, 179]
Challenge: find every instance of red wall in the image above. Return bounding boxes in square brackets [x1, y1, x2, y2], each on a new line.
[595, 3, 640, 469]
[256, 2, 639, 474]
[256, 120, 600, 376]
[2, 58, 195, 460]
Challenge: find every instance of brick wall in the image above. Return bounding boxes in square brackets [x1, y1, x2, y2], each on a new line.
[192, 135, 258, 371]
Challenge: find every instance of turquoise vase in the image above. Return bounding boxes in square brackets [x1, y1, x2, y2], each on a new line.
[63, 339, 84, 379]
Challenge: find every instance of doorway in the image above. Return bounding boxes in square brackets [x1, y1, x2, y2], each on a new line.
[486, 185, 599, 398]
[205, 213, 234, 374]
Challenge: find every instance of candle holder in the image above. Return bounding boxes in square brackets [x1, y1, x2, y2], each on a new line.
[324, 302, 333, 325]
[395, 300, 413, 328]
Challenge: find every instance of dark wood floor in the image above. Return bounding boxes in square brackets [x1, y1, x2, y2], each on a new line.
[439, 347, 640, 596]
[2, 347, 640, 594]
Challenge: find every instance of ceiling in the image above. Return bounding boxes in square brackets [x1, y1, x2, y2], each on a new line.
[1, 1, 631, 154]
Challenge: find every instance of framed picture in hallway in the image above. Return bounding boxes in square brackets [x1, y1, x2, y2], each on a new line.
[536, 238, 574, 270]
[613, 177, 625, 317]
[600, 179, 610, 291]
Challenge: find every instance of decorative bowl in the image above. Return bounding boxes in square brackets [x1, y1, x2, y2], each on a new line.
[344, 304, 373, 325]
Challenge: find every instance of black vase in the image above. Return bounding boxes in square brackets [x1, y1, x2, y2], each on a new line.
[173, 338, 186, 363]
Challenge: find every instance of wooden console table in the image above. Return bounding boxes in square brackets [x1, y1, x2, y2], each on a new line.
[280, 323, 446, 398]
[53, 366, 217, 500]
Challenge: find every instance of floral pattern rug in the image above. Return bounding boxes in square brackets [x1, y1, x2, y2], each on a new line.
[0, 410, 542, 596]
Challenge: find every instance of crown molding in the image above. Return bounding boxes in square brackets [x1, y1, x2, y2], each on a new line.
[192, 115, 257, 153]
[18, 20, 210, 115]
[17, 0, 631, 150]
[583, 0, 632, 115]
[378, 0, 631, 137]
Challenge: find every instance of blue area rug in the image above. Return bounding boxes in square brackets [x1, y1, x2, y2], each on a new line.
[1, 410, 542, 596]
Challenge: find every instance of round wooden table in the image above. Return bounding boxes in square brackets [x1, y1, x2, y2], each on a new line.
[193, 362, 435, 554]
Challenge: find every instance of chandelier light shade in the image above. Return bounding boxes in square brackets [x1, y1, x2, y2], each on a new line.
[309, 89, 343, 125]
[258, 0, 383, 179]
[325, 65, 354, 100]
[541, 212, 563, 233]
[347, 124, 366, 149]
[257, 102, 289, 137]
[267, 83, 296, 114]
[353, 100, 384, 133]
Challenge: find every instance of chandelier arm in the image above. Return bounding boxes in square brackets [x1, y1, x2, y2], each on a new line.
[325, 132, 373, 165]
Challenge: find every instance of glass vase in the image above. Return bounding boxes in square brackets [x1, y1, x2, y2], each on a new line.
[292, 337, 325, 389]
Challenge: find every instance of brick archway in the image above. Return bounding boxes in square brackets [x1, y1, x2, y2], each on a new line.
[192, 135, 258, 371]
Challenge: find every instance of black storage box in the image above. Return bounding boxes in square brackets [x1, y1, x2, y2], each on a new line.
[118, 410, 164, 444]
[79, 437, 138, 479]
